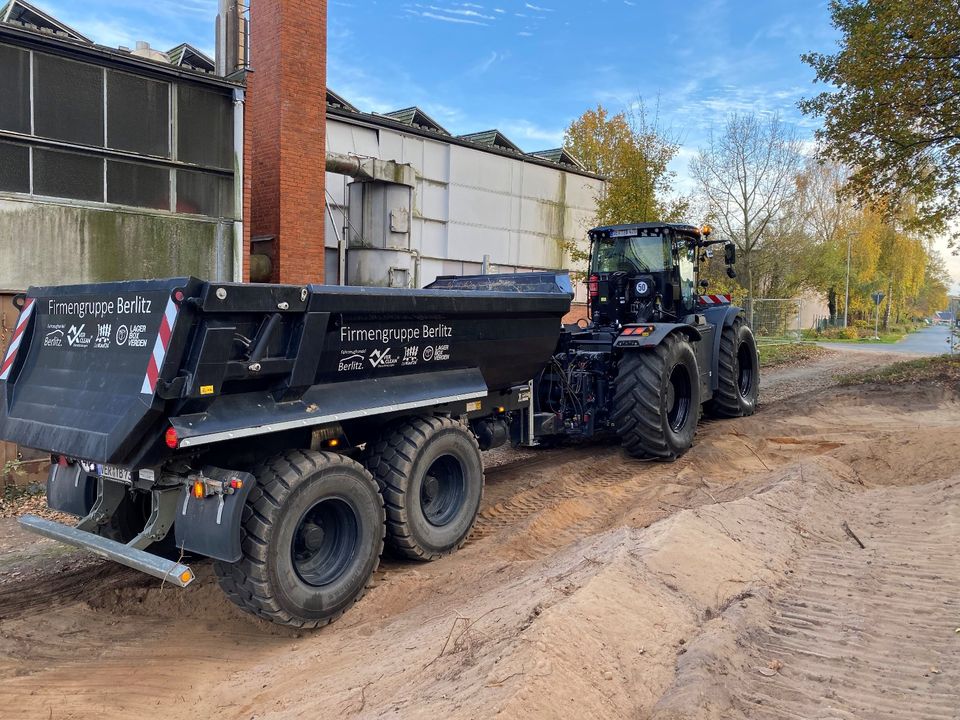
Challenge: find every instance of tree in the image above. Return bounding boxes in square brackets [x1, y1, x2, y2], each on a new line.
[564, 102, 685, 228]
[800, 0, 960, 231]
[690, 112, 803, 314]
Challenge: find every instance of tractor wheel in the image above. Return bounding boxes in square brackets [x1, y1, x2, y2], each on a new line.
[364, 416, 484, 561]
[213, 450, 384, 629]
[706, 319, 760, 418]
[612, 333, 701, 460]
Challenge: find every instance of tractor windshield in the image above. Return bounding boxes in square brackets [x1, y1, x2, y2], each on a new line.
[591, 234, 671, 274]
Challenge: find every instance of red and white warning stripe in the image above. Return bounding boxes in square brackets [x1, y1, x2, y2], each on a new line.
[0, 298, 36, 382]
[697, 294, 732, 305]
[141, 297, 179, 395]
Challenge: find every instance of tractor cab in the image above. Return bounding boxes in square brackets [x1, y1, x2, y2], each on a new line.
[586, 223, 735, 327]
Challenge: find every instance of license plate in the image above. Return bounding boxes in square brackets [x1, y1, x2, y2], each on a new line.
[98, 464, 132, 482]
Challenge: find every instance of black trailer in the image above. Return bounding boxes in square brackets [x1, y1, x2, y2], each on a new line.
[0, 275, 571, 627]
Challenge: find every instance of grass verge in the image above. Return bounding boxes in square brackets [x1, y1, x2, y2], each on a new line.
[759, 343, 832, 368]
[838, 353, 960, 386]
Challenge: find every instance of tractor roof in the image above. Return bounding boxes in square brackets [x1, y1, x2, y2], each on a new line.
[588, 222, 702, 239]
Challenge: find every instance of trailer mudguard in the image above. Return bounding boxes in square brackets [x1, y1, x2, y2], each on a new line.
[46, 461, 97, 517]
[701, 305, 743, 392]
[612, 323, 702, 349]
[171, 367, 489, 448]
[174, 467, 257, 562]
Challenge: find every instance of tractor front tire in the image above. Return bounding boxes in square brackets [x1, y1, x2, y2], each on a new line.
[707, 319, 759, 418]
[214, 450, 385, 629]
[613, 334, 701, 460]
[365, 416, 484, 561]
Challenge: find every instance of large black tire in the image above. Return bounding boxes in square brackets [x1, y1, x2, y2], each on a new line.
[612, 333, 700, 460]
[214, 450, 384, 629]
[364, 416, 484, 560]
[707, 319, 759, 418]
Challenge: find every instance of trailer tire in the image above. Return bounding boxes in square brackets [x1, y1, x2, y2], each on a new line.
[706, 319, 759, 418]
[365, 416, 484, 561]
[213, 450, 384, 629]
[612, 333, 700, 460]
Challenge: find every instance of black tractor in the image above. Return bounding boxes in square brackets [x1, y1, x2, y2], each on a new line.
[529, 222, 760, 459]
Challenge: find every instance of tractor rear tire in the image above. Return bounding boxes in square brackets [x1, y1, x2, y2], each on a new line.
[706, 319, 759, 418]
[364, 416, 484, 561]
[612, 333, 700, 460]
[214, 450, 385, 629]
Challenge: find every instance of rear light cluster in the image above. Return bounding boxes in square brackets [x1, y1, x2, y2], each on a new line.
[621, 326, 655, 337]
[588, 274, 599, 299]
[164, 426, 179, 449]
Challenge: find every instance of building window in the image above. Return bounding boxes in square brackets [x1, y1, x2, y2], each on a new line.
[176, 168, 233, 217]
[177, 84, 233, 169]
[33, 147, 103, 201]
[107, 71, 170, 157]
[0, 142, 30, 193]
[107, 160, 170, 210]
[0, 44, 30, 134]
[33, 53, 104, 147]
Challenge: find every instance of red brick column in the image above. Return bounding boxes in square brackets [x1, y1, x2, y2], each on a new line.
[248, 0, 327, 285]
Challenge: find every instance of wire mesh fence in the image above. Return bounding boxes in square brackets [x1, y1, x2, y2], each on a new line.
[746, 298, 803, 345]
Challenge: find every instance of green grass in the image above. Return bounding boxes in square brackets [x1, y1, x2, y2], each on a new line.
[816, 332, 908, 345]
[838, 353, 960, 386]
[758, 343, 831, 368]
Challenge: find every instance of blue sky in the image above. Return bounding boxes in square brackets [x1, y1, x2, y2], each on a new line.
[25, 1, 960, 288]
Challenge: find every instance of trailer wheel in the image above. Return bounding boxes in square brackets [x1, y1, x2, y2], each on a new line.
[213, 450, 384, 629]
[612, 333, 700, 460]
[365, 416, 484, 560]
[706, 319, 759, 418]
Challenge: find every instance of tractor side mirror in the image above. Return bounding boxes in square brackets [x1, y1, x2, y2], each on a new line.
[699, 279, 709, 289]
[724, 243, 736, 265]
[726, 266, 737, 279]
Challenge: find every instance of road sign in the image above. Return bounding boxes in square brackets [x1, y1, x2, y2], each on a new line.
[871, 291, 885, 305]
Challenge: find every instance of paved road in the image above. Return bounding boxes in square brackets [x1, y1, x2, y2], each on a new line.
[817, 325, 954, 355]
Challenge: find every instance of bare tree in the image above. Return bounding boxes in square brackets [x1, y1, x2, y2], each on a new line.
[690, 113, 803, 316]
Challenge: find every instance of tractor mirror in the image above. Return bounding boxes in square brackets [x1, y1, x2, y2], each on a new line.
[724, 243, 736, 265]
[727, 266, 737, 279]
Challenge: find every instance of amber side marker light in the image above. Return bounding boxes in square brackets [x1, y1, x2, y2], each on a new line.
[179, 570, 194, 584]
[192, 481, 205, 499]
[324, 438, 341, 448]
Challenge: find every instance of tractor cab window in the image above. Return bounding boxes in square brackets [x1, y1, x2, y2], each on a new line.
[591, 234, 671, 275]
[677, 243, 696, 309]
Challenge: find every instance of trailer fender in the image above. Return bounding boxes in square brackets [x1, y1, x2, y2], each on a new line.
[47, 461, 97, 517]
[613, 323, 701, 350]
[174, 467, 257, 562]
[701, 305, 744, 392]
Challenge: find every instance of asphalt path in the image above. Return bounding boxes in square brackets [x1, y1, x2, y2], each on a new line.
[817, 325, 954, 355]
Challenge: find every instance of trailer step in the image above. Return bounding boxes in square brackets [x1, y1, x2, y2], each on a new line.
[18, 514, 195, 588]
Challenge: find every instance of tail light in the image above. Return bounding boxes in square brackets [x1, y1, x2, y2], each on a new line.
[164, 426, 179, 449]
[588, 274, 599, 299]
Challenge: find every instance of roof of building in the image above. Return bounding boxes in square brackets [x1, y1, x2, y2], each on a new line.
[457, 130, 523, 154]
[529, 148, 586, 170]
[381, 107, 450, 136]
[327, 88, 359, 113]
[167, 42, 215, 73]
[1, 0, 89, 42]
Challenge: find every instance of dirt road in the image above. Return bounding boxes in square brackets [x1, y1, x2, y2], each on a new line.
[0, 349, 957, 720]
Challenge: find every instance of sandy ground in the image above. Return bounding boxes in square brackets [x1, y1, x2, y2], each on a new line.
[0, 348, 957, 720]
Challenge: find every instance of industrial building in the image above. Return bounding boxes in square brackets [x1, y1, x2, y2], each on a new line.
[0, 1, 602, 293]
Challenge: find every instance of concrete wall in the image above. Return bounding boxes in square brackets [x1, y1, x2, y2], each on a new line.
[0, 196, 234, 290]
[324, 117, 603, 286]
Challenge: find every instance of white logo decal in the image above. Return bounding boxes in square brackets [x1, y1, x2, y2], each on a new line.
[66, 324, 90, 348]
[422, 345, 434, 361]
[93, 323, 112, 349]
[115, 325, 129, 346]
[402, 346, 419, 366]
[43, 327, 64, 347]
[369, 348, 396, 368]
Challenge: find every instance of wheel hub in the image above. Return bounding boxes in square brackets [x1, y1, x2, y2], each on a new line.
[300, 522, 326, 551]
[422, 474, 440, 502]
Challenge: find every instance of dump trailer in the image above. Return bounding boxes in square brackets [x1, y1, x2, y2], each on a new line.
[0, 276, 571, 627]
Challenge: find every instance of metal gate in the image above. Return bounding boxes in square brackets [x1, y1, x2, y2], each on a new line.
[748, 298, 803, 345]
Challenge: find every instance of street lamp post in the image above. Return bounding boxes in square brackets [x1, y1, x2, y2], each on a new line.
[843, 231, 852, 328]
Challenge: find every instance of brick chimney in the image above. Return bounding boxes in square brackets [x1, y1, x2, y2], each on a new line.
[246, 0, 327, 284]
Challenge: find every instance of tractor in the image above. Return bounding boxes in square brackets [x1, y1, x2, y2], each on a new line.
[527, 222, 760, 458]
